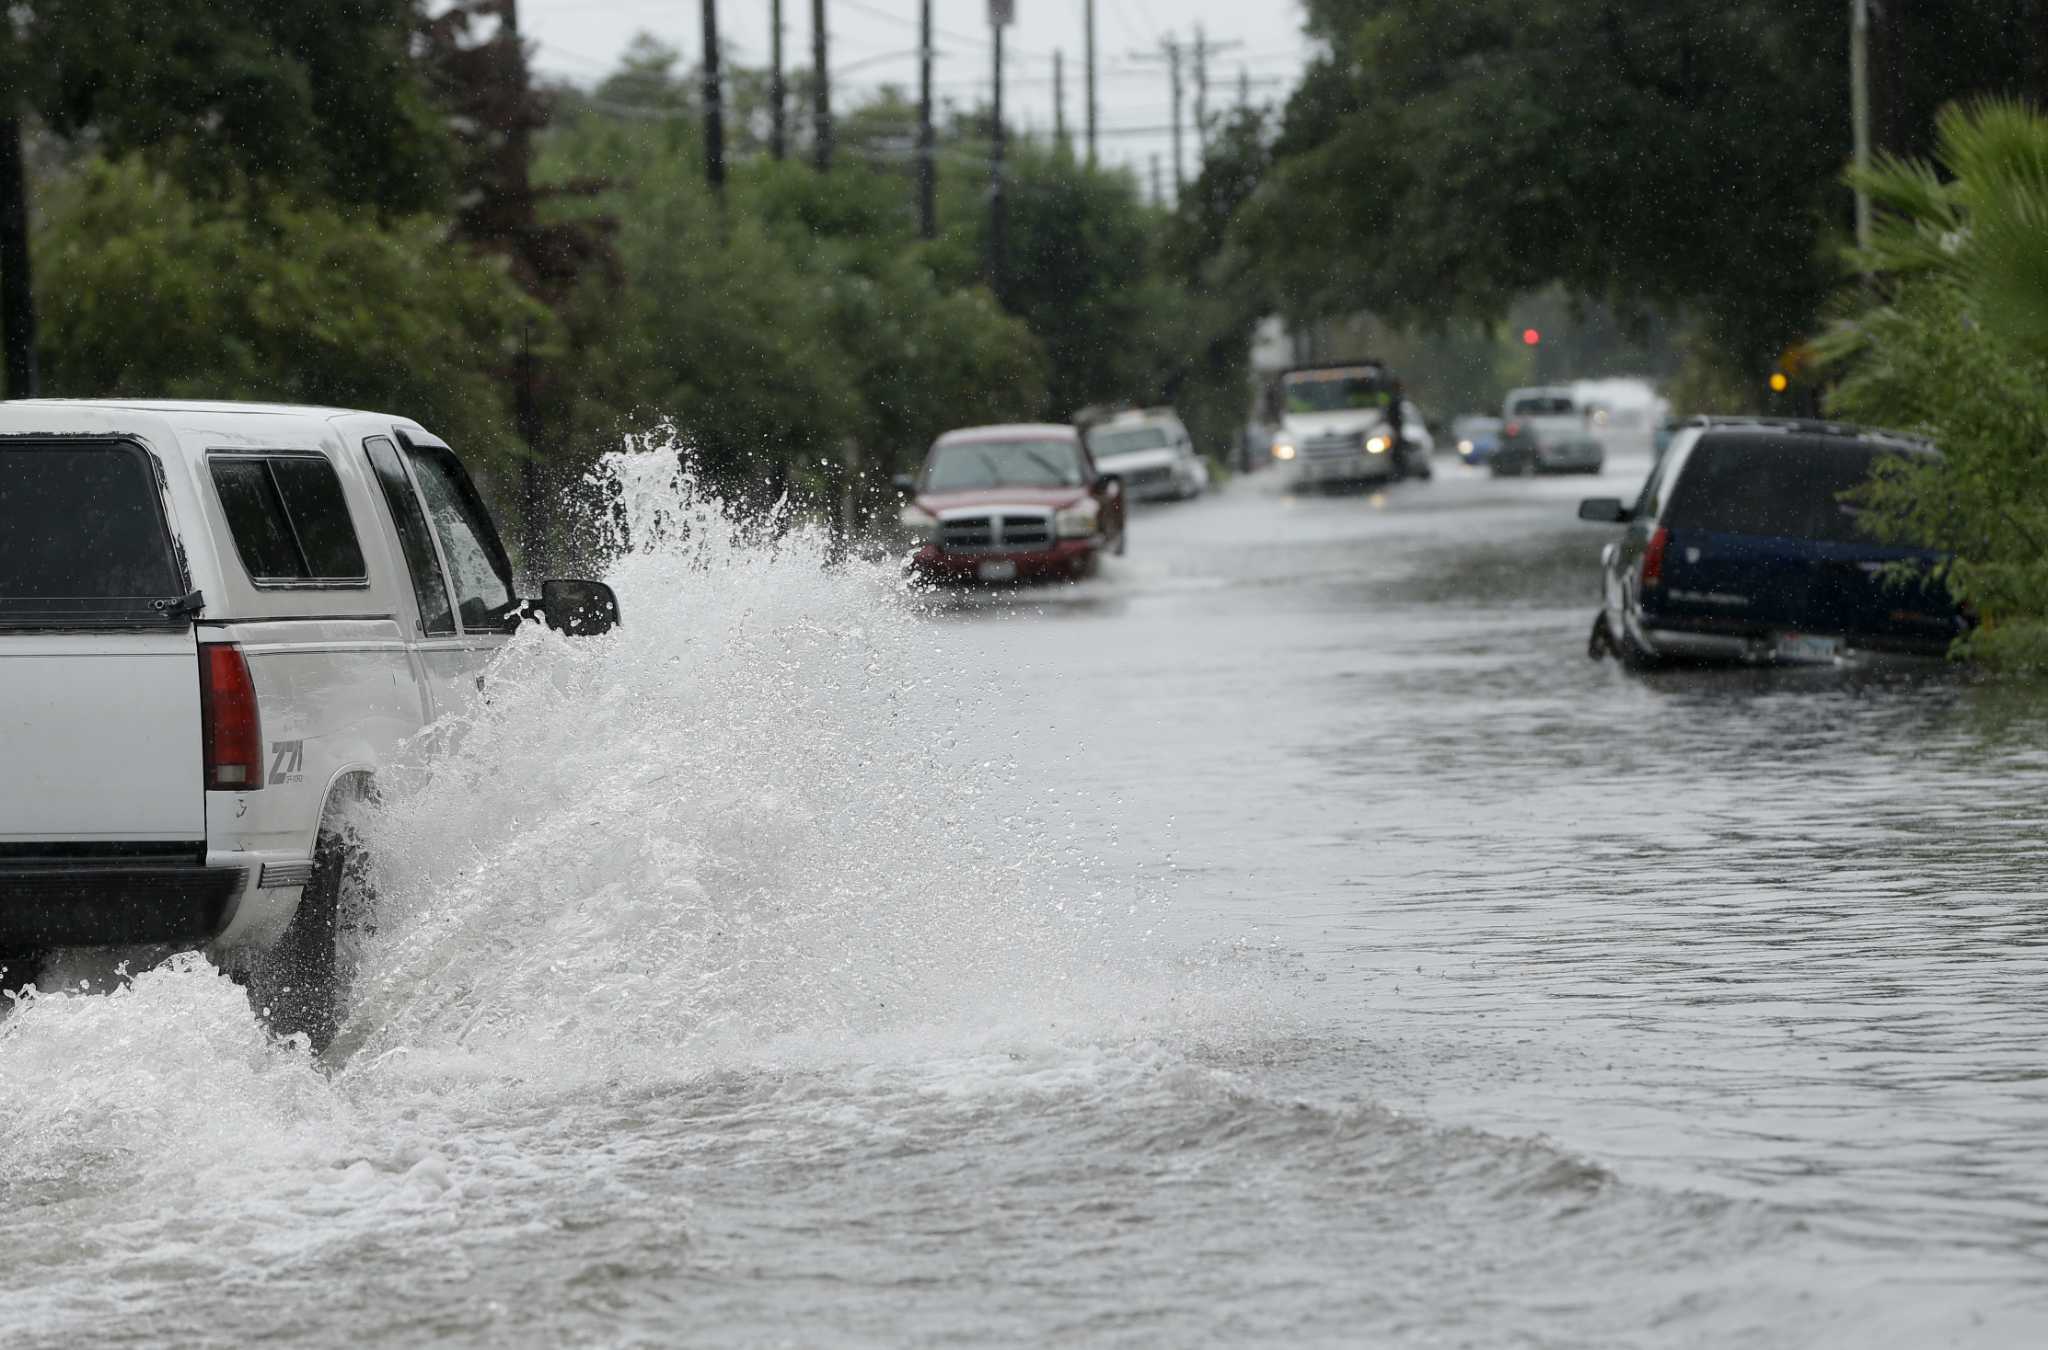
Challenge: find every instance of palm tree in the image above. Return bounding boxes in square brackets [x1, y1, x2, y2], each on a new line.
[1820, 99, 2048, 668]
[1843, 98, 2048, 362]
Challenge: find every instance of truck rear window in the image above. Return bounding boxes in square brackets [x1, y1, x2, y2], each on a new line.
[0, 441, 185, 623]
[1665, 435, 1909, 544]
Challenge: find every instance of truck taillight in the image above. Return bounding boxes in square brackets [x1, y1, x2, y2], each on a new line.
[200, 643, 264, 790]
[1640, 525, 1670, 591]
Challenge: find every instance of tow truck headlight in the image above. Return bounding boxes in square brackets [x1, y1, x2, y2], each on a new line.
[1366, 435, 1391, 455]
[1271, 439, 1297, 461]
[900, 504, 939, 544]
[1457, 439, 1474, 455]
[1055, 497, 1100, 539]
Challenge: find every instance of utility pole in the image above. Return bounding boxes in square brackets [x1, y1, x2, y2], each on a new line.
[917, 0, 936, 238]
[990, 3, 1009, 301]
[1238, 65, 1250, 112]
[1149, 154, 1162, 208]
[1132, 35, 1184, 200]
[0, 112, 39, 399]
[702, 0, 725, 198]
[1168, 38, 1183, 198]
[770, 0, 786, 160]
[1084, 0, 1099, 167]
[1850, 0, 1872, 250]
[1054, 50, 1067, 153]
[1191, 26, 1242, 162]
[812, 0, 832, 172]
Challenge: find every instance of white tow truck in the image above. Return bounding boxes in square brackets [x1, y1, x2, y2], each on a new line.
[0, 400, 618, 1048]
[1266, 361, 1410, 488]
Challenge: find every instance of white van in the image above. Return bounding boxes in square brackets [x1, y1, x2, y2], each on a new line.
[0, 400, 617, 1047]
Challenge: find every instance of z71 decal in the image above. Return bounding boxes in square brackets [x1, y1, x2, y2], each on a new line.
[270, 739, 306, 784]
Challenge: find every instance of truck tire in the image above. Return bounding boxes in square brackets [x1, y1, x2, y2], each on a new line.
[252, 801, 369, 1053]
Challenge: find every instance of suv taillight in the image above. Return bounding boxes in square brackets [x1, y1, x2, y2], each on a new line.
[1640, 525, 1670, 591]
[200, 643, 264, 790]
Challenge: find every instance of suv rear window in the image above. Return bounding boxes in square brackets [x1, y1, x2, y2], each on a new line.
[1, 440, 185, 623]
[1665, 434, 1906, 544]
[209, 454, 367, 584]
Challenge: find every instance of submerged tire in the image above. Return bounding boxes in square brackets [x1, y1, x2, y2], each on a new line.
[1617, 627, 1665, 673]
[251, 800, 370, 1053]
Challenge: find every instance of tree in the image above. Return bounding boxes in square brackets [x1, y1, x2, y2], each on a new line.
[1250, 0, 2048, 387]
[931, 138, 1161, 419]
[528, 99, 1046, 504]
[13, 0, 448, 211]
[34, 158, 541, 456]
[1247, 0, 1854, 378]
[420, 0, 618, 569]
[1819, 100, 2048, 667]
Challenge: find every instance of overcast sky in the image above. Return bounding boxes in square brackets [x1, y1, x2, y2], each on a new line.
[519, 0, 1321, 197]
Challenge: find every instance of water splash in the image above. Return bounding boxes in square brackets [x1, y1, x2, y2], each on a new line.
[340, 439, 1208, 1084]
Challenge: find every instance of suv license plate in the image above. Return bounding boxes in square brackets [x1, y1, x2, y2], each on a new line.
[1774, 633, 1842, 664]
[977, 560, 1018, 582]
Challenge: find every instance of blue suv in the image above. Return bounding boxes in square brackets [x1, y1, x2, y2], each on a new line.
[1578, 418, 1965, 667]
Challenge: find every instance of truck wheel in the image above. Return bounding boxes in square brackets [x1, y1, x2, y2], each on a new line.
[1587, 612, 1615, 661]
[251, 807, 369, 1053]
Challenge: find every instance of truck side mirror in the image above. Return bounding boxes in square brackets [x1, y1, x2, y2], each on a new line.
[538, 578, 620, 635]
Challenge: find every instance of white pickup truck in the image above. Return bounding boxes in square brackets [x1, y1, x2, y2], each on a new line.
[0, 400, 618, 1048]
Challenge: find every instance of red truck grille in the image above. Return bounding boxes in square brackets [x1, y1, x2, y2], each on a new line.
[940, 512, 1053, 553]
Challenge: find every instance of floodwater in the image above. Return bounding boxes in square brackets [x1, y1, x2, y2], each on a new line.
[4, 448, 2046, 1346]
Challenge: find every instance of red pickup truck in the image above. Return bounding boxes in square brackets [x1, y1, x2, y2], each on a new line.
[895, 424, 1127, 582]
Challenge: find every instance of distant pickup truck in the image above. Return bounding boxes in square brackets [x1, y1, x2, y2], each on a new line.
[0, 400, 619, 1049]
[895, 423, 1127, 583]
[1492, 385, 1605, 475]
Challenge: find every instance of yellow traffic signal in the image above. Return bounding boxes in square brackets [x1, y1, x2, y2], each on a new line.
[1768, 372, 1789, 393]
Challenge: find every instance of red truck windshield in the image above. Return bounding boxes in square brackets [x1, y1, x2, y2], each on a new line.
[926, 439, 1087, 490]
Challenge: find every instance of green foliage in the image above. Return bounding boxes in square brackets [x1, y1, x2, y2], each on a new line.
[931, 140, 1158, 419]
[531, 108, 1047, 497]
[34, 158, 540, 458]
[14, 0, 448, 212]
[1253, 0, 1852, 376]
[14, 13, 1256, 510]
[1822, 100, 2048, 668]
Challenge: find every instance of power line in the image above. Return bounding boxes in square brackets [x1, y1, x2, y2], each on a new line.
[834, 0, 1053, 61]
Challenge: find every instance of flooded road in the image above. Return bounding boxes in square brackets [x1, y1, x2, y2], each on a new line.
[5, 451, 2046, 1345]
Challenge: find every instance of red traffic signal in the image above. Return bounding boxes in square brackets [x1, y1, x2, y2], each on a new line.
[1522, 328, 1541, 346]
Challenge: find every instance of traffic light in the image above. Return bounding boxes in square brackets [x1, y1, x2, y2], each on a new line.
[1769, 372, 1789, 393]
[1522, 328, 1542, 347]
